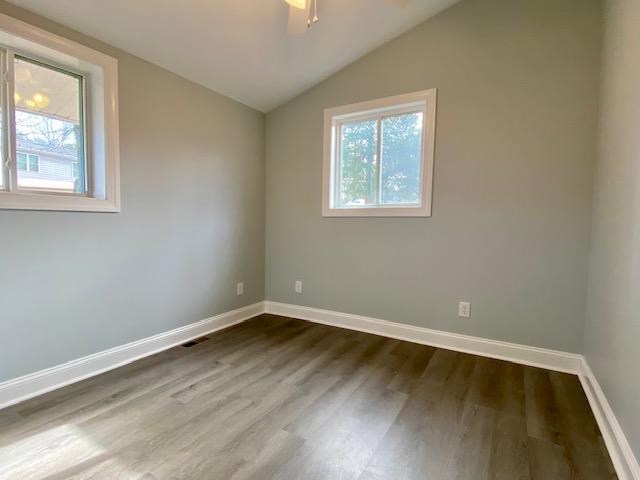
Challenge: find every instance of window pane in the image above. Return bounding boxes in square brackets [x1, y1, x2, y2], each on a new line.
[16, 152, 27, 171]
[338, 119, 378, 207]
[14, 56, 85, 193]
[28, 154, 39, 172]
[380, 112, 423, 205]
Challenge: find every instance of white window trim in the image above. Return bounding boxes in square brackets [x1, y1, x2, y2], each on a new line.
[322, 89, 436, 217]
[0, 13, 120, 212]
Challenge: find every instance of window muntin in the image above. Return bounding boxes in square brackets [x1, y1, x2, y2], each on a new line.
[324, 90, 436, 217]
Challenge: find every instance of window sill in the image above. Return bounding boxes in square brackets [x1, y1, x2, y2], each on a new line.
[0, 191, 120, 212]
[322, 205, 431, 217]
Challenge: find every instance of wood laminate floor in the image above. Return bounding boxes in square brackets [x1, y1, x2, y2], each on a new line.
[0, 315, 616, 480]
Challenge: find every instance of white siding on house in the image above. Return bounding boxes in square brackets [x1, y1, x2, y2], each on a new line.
[17, 151, 77, 190]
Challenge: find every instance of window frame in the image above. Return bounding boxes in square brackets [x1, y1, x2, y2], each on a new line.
[323, 89, 437, 217]
[9, 52, 87, 193]
[0, 13, 120, 212]
[10, 52, 87, 193]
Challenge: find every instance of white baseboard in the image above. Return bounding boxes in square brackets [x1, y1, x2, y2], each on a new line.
[0, 302, 265, 411]
[264, 301, 582, 374]
[579, 359, 640, 480]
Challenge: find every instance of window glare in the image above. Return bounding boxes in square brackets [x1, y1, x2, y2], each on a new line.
[14, 56, 85, 193]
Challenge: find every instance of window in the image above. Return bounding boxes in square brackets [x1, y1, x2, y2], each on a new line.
[0, 13, 120, 212]
[15, 56, 84, 192]
[323, 90, 436, 217]
[16, 152, 39, 172]
[28, 154, 39, 172]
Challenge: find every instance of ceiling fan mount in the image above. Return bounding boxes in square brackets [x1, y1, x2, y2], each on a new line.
[284, 0, 409, 35]
[285, 0, 318, 32]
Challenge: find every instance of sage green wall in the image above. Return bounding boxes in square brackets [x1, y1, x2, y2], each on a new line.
[584, 0, 640, 460]
[0, 2, 265, 382]
[265, 0, 602, 352]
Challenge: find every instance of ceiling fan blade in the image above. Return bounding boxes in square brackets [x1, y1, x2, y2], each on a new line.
[287, 2, 311, 36]
[285, 0, 307, 8]
[385, 0, 410, 7]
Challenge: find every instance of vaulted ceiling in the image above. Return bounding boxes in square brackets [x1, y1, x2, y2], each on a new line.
[6, 0, 459, 111]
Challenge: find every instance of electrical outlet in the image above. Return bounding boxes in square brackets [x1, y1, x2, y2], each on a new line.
[236, 282, 244, 296]
[458, 301, 471, 318]
[295, 280, 303, 294]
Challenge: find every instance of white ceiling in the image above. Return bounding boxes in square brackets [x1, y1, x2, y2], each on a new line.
[6, 0, 459, 112]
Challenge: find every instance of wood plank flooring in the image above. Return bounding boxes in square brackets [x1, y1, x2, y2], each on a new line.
[0, 314, 617, 479]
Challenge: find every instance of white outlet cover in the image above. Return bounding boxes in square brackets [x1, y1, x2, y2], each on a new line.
[295, 280, 303, 294]
[237, 282, 244, 295]
[458, 301, 471, 318]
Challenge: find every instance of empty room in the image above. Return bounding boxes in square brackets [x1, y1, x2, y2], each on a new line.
[0, 0, 638, 478]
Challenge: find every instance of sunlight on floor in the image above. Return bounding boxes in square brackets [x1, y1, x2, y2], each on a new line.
[0, 423, 129, 479]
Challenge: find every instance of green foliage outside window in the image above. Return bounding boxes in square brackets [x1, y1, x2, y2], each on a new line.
[339, 120, 377, 205]
[381, 112, 423, 204]
[338, 112, 423, 206]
